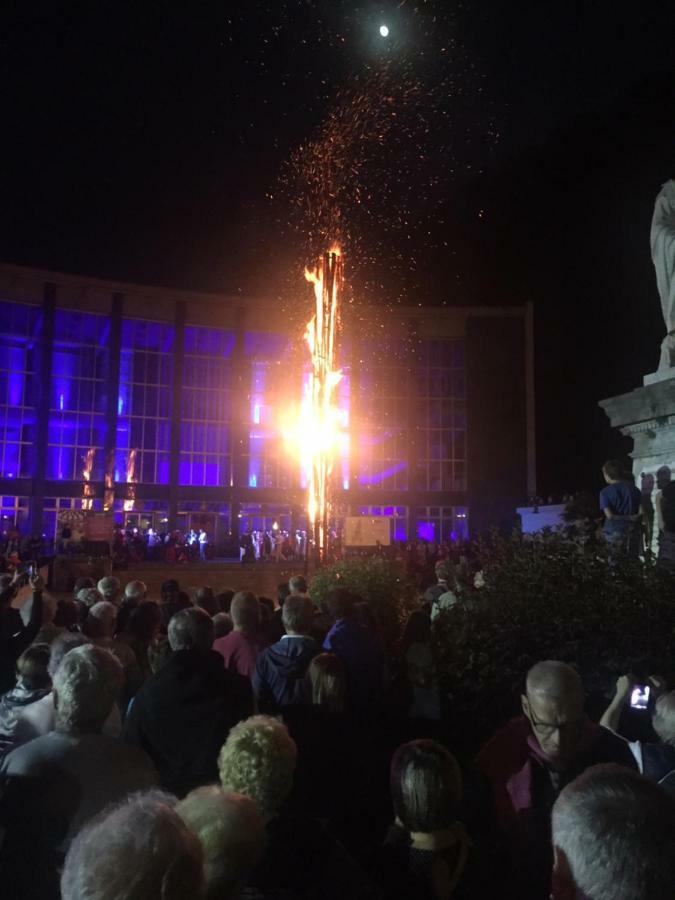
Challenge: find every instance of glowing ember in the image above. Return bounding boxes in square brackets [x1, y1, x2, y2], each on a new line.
[284, 246, 344, 560]
[123, 449, 137, 512]
[82, 448, 95, 510]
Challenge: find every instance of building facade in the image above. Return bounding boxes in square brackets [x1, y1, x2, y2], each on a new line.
[0, 262, 535, 548]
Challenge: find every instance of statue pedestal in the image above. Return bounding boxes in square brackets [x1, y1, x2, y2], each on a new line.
[600, 377, 675, 548]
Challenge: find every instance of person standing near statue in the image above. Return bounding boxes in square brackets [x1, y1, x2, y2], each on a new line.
[599, 460, 645, 559]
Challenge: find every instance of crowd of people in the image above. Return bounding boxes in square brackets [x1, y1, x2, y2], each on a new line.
[0, 556, 674, 900]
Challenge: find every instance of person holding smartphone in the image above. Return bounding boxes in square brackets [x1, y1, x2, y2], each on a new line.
[600, 674, 675, 788]
[0, 570, 43, 694]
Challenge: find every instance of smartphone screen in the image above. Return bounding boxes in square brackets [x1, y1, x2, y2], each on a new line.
[630, 685, 650, 709]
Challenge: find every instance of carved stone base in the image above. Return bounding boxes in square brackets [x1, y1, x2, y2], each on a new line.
[600, 377, 675, 551]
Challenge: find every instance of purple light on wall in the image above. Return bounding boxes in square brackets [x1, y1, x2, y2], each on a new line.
[358, 461, 407, 486]
[417, 521, 435, 542]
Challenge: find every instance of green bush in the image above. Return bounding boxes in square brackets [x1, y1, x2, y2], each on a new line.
[432, 530, 675, 748]
[309, 556, 416, 644]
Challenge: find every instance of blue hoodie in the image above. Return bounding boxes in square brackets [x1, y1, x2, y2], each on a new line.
[252, 635, 320, 714]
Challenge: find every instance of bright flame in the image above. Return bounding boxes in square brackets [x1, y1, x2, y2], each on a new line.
[283, 247, 345, 558]
[82, 448, 95, 510]
[123, 449, 137, 512]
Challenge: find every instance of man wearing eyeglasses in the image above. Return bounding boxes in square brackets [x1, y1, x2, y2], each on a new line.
[476, 660, 636, 899]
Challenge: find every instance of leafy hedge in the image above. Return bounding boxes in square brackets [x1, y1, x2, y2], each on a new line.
[432, 530, 675, 748]
[309, 556, 416, 644]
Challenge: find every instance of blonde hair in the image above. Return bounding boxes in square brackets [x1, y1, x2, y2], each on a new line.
[218, 715, 297, 820]
[176, 787, 265, 898]
[309, 653, 346, 711]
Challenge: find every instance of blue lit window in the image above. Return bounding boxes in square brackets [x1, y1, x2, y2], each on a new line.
[0, 302, 41, 478]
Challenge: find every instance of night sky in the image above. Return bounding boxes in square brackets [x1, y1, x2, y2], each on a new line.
[2, 2, 675, 497]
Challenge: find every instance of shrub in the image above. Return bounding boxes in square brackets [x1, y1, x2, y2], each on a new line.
[309, 556, 416, 644]
[432, 530, 675, 750]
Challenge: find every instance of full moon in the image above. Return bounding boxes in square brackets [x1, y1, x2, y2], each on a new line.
[379, 24, 389, 37]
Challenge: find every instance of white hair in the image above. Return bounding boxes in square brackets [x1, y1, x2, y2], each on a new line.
[552, 764, 675, 900]
[97, 576, 121, 604]
[176, 787, 265, 898]
[53, 644, 123, 734]
[124, 580, 147, 601]
[77, 587, 104, 608]
[86, 601, 117, 638]
[61, 790, 203, 900]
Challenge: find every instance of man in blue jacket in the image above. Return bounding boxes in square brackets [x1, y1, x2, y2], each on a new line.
[253, 595, 320, 714]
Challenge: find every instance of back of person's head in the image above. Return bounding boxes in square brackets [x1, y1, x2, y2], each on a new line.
[168, 607, 214, 652]
[161, 579, 180, 602]
[277, 582, 291, 608]
[77, 587, 104, 609]
[309, 653, 346, 711]
[325, 587, 354, 621]
[48, 632, 90, 678]
[288, 574, 307, 595]
[194, 586, 218, 617]
[127, 601, 162, 642]
[61, 790, 203, 900]
[218, 715, 297, 821]
[401, 610, 431, 649]
[230, 591, 259, 632]
[84, 601, 117, 640]
[434, 560, 450, 583]
[73, 576, 95, 597]
[354, 601, 378, 634]
[602, 459, 625, 481]
[17, 643, 51, 690]
[552, 764, 675, 900]
[653, 691, 675, 747]
[54, 597, 79, 630]
[52, 644, 123, 734]
[281, 594, 314, 636]
[97, 576, 121, 605]
[124, 580, 147, 602]
[176, 787, 265, 899]
[41, 594, 58, 625]
[216, 590, 235, 614]
[390, 739, 462, 833]
[213, 612, 233, 640]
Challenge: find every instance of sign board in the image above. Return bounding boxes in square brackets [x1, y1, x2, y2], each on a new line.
[85, 512, 114, 542]
[344, 516, 391, 547]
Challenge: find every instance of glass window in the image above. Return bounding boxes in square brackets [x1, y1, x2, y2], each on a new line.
[0, 301, 41, 478]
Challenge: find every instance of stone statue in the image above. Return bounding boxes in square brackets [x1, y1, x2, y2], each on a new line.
[651, 180, 675, 370]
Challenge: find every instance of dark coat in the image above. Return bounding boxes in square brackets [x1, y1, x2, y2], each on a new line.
[252, 636, 320, 714]
[122, 648, 253, 796]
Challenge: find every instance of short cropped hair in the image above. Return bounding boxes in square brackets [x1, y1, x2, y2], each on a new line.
[17, 643, 51, 690]
[309, 653, 346, 711]
[53, 644, 123, 734]
[602, 459, 625, 481]
[97, 576, 121, 604]
[281, 595, 314, 635]
[390, 739, 462, 833]
[84, 601, 117, 639]
[194, 586, 218, 617]
[218, 715, 297, 820]
[124, 580, 147, 601]
[213, 613, 233, 639]
[61, 790, 203, 900]
[230, 591, 260, 631]
[325, 587, 353, 620]
[552, 764, 675, 900]
[48, 632, 90, 678]
[73, 576, 95, 595]
[77, 587, 104, 609]
[288, 575, 307, 595]
[176, 787, 265, 899]
[168, 607, 214, 652]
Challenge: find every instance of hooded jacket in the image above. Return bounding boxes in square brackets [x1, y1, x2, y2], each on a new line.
[252, 635, 320, 714]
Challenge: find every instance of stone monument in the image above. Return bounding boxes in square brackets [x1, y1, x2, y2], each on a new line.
[600, 180, 675, 546]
